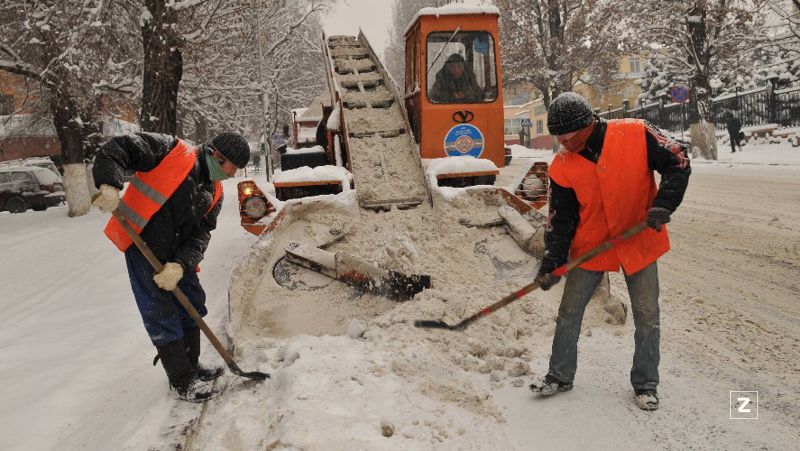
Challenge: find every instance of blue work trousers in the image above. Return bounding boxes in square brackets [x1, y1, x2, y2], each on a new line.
[124, 247, 205, 347]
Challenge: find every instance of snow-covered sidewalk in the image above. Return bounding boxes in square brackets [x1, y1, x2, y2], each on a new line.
[0, 177, 257, 450]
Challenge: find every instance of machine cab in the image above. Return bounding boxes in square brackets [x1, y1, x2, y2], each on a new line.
[404, 6, 505, 168]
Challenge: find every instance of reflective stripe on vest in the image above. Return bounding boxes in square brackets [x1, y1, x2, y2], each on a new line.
[104, 140, 197, 252]
[548, 119, 670, 274]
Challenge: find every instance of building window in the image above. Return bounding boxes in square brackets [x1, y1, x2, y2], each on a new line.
[629, 55, 641, 74]
[504, 118, 521, 135]
[536, 120, 543, 135]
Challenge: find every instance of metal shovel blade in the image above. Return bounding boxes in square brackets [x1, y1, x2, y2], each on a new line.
[228, 362, 269, 381]
[413, 319, 453, 329]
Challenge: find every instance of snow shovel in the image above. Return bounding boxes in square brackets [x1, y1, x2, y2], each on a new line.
[414, 221, 649, 331]
[284, 241, 431, 300]
[108, 207, 269, 381]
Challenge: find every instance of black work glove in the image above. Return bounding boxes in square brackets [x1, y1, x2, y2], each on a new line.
[535, 262, 562, 291]
[646, 207, 671, 232]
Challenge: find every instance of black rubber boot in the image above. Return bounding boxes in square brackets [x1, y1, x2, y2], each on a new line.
[157, 339, 220, 403]
[184, 328, 224, 382]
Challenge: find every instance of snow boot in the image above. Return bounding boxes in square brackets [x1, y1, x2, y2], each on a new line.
[634, 389, 659, 410]
[157, 339, 221, 403]
[184, 328, 224, 382]
[529, 374, 573, 396]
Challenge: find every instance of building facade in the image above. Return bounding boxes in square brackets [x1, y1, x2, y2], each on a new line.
[503, 54, 644, 148]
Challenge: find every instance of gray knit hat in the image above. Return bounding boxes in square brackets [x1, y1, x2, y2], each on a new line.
[210, 133, 250, 168]
[547, 92, 594, 135]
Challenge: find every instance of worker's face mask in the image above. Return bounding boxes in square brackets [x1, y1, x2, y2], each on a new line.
[205, 148, 230, 181]
[557, 120, 595, 153]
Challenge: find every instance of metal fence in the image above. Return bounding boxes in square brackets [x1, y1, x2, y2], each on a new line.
[598, 84, 800, 133]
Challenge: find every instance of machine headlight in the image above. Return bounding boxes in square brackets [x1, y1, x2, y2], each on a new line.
[242, 195, 269, 219]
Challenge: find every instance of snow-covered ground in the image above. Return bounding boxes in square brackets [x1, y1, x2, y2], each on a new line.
[1, 147, 799, 450]
[0, 177, 258, 450]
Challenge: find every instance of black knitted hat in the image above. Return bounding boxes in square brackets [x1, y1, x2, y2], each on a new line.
[210, 133, 249, 168]
[446, 53, 465, 64]
[547, 92, 594, 135]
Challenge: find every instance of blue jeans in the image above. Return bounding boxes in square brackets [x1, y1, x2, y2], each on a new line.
[548, 262, 660, 390]
[124, 247, 206, 347]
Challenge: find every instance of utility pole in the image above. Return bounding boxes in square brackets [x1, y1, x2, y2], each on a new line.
[255, 0, 273, 181]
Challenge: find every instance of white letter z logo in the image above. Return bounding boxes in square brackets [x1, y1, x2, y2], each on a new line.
[737, 397, 751, 413]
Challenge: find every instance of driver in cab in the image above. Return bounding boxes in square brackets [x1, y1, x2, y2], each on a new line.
[430, 53, 482, 103]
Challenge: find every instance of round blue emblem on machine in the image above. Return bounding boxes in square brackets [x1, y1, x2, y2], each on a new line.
[444, 124, 484, 158]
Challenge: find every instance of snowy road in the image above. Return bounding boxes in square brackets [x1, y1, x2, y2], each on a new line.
[498, 163, 800, 449]
[1, 165, 798, 450]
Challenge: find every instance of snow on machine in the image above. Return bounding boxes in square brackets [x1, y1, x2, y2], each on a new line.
[229, 6, 550, 345]
[172, 6, 567, 448]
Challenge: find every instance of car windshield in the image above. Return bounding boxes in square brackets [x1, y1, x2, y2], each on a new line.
[426, 31, 498, 104]
[30, 167, 60, 186]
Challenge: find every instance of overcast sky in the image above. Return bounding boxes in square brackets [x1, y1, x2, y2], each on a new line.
[322, 0, 394, 57]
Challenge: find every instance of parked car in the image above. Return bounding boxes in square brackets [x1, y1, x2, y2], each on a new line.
[0, 165, 65, 213]
[0, 156, 61, 177]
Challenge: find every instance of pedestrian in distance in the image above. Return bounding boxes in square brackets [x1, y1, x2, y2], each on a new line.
[91, 132, 249, 402]
[725, 111, 744, 153]
[529, 92, 691, 411]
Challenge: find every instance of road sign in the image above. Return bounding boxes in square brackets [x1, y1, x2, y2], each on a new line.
[670, 84, 690, 103]
[520, 118, 532, 127]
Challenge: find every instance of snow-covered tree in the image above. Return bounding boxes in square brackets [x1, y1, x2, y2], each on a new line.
[628, 1, 768, 159]
[750, 0, 800, 88]
[385, 0, 440, 85]
[178, 0, 328, 147]
[0, 0, 140, 216]
[637, 56, 681, 104]
[494, 0, 629, 110]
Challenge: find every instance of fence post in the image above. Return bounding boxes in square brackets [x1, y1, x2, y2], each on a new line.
[658, 97, 666, 130]
[622, 100, 629, 118]
[734, 86, 741, 119]
[767, 76, 778, 124]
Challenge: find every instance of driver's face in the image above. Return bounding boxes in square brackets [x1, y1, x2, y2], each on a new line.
[448, 62, 465, 78]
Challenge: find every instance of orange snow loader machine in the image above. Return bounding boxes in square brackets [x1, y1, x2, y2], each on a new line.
[237, 6, 548, 235]
[404, 8, 506, 186]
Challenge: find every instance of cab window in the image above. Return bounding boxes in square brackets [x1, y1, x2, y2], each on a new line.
[426, 31, 497, 104]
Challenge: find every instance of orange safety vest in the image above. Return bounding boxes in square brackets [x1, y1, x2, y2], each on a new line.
[104, 139, 223, 252]
[548, 119, 670, 274]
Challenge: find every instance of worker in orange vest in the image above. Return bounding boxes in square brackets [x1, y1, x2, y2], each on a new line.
[528, 92, 691, 410]
[92, 132, 249, 402]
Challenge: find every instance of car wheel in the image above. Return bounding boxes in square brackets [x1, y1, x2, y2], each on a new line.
[6, 196, 28, 213]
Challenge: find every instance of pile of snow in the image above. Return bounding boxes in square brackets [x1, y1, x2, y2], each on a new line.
[327, 103, 342, 132]
[273, 165, 352, 189]
[674, 125, 800, 165]
[507, 144, 554, 160]
[405, 3, 499, 35]
[192, 334, 518, 449]
[425, 155, 497, 178]
[424, 156, 498, 199]
[284, 145, 326, 155]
